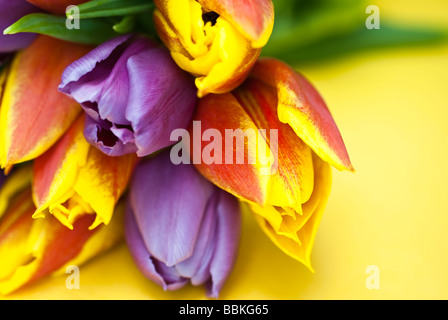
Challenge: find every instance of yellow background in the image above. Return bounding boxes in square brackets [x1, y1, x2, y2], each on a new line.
[3, 0, 448, 300]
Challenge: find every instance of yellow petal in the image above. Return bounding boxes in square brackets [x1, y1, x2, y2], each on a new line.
[0, 165, 32, 220]
[73, 147, 137, 229]
[32, 115, 90, 227]
[251, 153, 333, 271]
[54, 200, 125, 275]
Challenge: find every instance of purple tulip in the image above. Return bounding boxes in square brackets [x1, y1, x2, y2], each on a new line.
[125, 150, 241, 298]
[0, 0, 40, 53]
[59, 35, 198, 157]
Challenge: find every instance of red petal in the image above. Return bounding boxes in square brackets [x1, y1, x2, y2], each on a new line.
[250, 58, 354, 172]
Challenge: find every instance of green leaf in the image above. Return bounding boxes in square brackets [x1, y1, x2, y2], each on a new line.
[3, 13, 119, 45]
[113, 15, 136, 34]
[263, 23, 448, 66]
[73, 0, 155, 19]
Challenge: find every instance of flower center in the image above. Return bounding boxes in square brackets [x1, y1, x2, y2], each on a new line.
[202, 11, 219, 26]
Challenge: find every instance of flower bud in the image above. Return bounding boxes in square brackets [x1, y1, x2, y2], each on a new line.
[190, 58, 353, 269]
[59, 35, 198, 158]
[153, 0, 274, 97]
[125, 150, 241, 298]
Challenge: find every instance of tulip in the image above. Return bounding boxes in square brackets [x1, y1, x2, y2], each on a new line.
[0, 165, 124, 295]
[0, 0, 40, 53]
[125, 150, 241, 298]
[0, 35, 92, 172]
[190, 58, 353, 270]
[59, 34, 198, 158]
[32, 115, 138, 230]
[153, 0, 275, 97]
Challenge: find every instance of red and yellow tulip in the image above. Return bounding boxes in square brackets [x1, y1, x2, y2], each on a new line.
[32, 115, 138, 230]
[191, 58, 354, 270]
[0, 166, 124, 295]
[153, 0, 274, 97]
[0, 35, 91, 172]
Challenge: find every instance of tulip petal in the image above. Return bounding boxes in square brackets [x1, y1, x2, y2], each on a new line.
[192, 92, 271, 205]
[0, 189, 97, 294]
[0, 166, 32, 221]
[0, 0, 40, 53]
[32, 115, 90, 227]
[174, 192, 218, 281]
[60, 35, 197, 157]
[73, 146, 137, 229]
[0, 36, 91, 168]
[129, 152, 215, 267]
[125, 47, 197, 157]
[54, 200, 125, 275]
[198, 0, 274, 48]
[0, 188, 35, 283]
[235, 78, 316, 210]
[250, 58, 354, 172]
[25, 0, 87, 15]
[33, 114, 137, 229]
[153, 0, 262, 97]
[124, 202, 189, 291]
[207, 190, 241, 298]
[252, 153, 332, 271]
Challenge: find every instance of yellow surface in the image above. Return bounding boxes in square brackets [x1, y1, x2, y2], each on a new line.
[2, 0, 448, 300]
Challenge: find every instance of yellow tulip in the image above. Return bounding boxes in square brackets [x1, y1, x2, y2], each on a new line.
[32, 115, 138, 230]
[153, 0, 274, 97]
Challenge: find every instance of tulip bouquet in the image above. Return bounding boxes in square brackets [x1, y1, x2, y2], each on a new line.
[0, 0, 354, 298]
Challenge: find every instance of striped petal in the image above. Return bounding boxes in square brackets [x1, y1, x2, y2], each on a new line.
[250, 58, 354, 172]
[191, 92, 271, 205]
[251, 153, 332, 271]
[33, 115, 137, 229]
[198, 0, 274, 48]
[0, 188, 93, 294]
[0, 186, 124, 295]
[0, 36, 91, 169]
[234, 78, 315, 212]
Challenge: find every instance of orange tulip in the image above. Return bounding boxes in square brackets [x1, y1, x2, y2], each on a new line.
[0, 35, 91, 172]
[190, 58, 354, 269]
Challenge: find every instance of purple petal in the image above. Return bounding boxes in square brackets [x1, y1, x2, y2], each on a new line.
[0, 0, 40, 53]
[59, 35, 132, 92]
[207, 191, 242, 298]
[60, 35, 197, 158]
[124, 202, 188, 291]
[84, 116, 138, 156]
[129, 151, 215, 267]
[174, 192, 218, 280]
[125, 48, 197, 157]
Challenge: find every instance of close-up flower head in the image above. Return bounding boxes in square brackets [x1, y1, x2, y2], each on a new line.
[0, 0, 447, 307]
